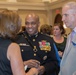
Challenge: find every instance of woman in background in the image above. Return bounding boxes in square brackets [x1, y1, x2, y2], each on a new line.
[0, 10, 38, 75]
[52, 23, 67, 59]
[40, 24, 52, 35]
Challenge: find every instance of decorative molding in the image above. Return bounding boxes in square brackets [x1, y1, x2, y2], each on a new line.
[42, 0, 51, 3]
[0, 0, 76, 10]
[6, 0, 17, 2]
[0, 1, 47, 10]
[46, 0, 76, 10]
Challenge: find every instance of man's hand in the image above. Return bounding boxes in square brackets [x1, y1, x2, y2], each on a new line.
[38, 66, 45, 75]
[24, 59, 40, 68]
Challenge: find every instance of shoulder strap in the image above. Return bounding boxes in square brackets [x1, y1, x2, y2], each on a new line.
[22, 32, 35, 50]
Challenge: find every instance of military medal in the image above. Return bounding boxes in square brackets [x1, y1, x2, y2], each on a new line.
[39, 40, 51, 51]
[33, 46, 37, 56]
[33, 46, 37, 52]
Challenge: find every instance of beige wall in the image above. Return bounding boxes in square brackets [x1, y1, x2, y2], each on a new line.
[0, 0, 74, 34]
[18, 8, 71, 35]
[0, 8, 71, 35]
[52, 8, 71, 35]
[52, 8, 62, 24]
[18, 10, 48, 26]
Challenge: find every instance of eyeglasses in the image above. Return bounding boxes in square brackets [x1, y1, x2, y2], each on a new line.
[25, 21, 36, 26]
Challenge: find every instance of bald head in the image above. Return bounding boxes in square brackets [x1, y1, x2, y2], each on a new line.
[25, 13, 39, 23]
[25, 13, 40, 35]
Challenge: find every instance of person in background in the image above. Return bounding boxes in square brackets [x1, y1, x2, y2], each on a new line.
[40, 23, 60, 70]
[15, 13, 59, 75]
[0, 10, 38, 75]
[59, 2, 76, 75]
[21, 26, 26, 32]
[40, 24, 52, 35]
[52, 23, 67, 59]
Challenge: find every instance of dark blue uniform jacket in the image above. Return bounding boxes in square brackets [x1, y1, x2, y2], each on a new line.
[15, 32, 59, 75]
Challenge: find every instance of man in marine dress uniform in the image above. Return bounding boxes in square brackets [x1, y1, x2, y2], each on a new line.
[15, 13, 59, 75]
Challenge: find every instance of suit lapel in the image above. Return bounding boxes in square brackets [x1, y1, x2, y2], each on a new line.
[61, 33, 76, 66]
[61, 34, 72, 65]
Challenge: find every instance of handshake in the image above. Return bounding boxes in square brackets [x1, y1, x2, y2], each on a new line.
[24, 59, 45, 75]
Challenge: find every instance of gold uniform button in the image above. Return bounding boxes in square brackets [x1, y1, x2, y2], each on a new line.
[21, 49, 24, 52]
[34, 53, 36, 56]
[33, 39, 35, 41]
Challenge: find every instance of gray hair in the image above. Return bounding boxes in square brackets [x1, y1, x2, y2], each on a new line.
[0, 10, 21, 39]
[63, 2, 76, 13]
